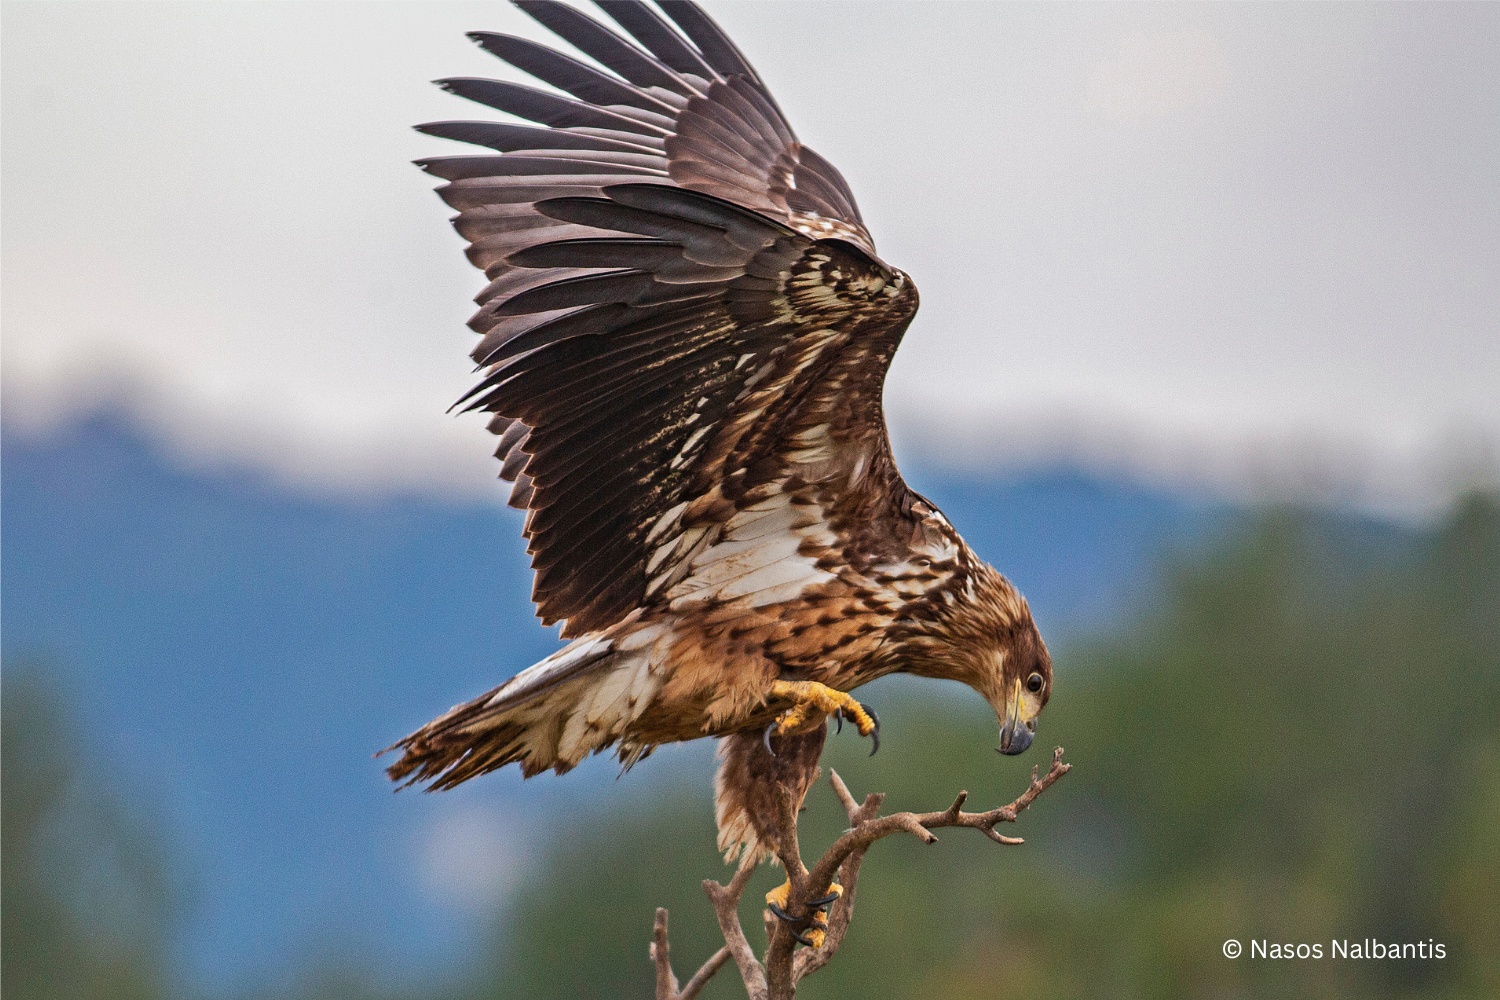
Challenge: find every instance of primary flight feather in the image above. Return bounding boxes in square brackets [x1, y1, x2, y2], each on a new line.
[387, 0, 1053, 897]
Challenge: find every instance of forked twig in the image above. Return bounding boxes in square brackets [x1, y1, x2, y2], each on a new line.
[649, 747, 1072, 999]
[651, 908, 732, 1000]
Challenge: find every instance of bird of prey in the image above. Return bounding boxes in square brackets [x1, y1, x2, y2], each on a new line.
[387, 0, 1053, 944]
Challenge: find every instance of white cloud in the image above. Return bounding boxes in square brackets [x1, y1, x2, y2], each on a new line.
[3, 2, 1496, 517]
[1087, 29, 1230, 124]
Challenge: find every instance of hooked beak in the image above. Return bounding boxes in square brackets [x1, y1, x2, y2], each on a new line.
[997, 678, 1035, 756]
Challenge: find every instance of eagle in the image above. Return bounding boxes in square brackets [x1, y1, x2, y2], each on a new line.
[387, 0, 1053, 943]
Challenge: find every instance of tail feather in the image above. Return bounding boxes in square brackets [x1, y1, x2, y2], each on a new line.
[384, 633, 654, 788]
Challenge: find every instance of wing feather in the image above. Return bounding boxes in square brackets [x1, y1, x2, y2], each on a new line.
[595, 0, 720, 80]
[514, 1, 696, 94]
[424, 3, 919, 634]
[655, 1, 766, 85]
[418, 119, 652, 153]
[466, 31, 684, 115]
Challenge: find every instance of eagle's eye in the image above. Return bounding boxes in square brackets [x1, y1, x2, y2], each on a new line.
[1026, 672, 1045, 694]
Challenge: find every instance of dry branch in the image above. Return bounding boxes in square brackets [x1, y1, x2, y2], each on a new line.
[649, 746, 1072, 1000]
[651, 908, 731, 1000]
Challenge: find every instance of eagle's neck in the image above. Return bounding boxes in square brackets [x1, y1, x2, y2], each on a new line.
[872, 551, 1026, 700]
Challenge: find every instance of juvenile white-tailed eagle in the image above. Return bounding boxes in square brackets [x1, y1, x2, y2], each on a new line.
[387, 0, 1053, 943]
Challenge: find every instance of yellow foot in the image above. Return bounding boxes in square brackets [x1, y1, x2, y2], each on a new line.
[765, 878, 843, 948]
[764, 681, 879, 755]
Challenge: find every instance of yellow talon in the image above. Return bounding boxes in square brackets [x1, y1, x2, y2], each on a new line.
[765, 879, 792, 911]
[768, 681, 877, 738]
[765, 878, 843, 949]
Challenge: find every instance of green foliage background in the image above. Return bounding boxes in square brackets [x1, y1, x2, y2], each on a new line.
[5, 497, 1498, 999]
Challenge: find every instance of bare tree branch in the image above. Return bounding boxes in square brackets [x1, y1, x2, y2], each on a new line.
[651, 909, 733, 1000]
[651, 909, 677, 999]
[700, 856, 768, 999]
[649, 747, 1072, 1000]
[678, 947, 733, 1000]
[791, 774, 884, 982]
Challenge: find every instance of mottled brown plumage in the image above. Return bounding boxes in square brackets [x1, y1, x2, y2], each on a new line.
[386, 0, 1054, 866]
[716, 722, 827, 865]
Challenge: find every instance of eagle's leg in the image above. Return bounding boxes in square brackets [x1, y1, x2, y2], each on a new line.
[766, 879, 843, 948]
[764, 680, 879, 755]
[716, 722, 840, 946]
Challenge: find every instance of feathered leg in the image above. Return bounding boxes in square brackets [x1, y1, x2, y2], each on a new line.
[714, 721, 840, 947]
[714, 721, 828, 865]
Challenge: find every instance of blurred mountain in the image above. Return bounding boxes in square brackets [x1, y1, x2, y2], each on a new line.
[0, 413, 1240, 991]
[6, 414, 1491, 999]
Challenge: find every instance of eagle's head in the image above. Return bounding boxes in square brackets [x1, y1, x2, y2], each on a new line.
[904, 561, 1053, 756]
[988, 601, 1052, 757]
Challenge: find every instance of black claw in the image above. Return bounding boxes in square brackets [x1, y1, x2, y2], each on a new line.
[763, 722, 777, 757]
[862, 703, 880, 756]
[770, 897, 831, 946]
[833, 707, 843, 735]
[768, 902, 798, 923]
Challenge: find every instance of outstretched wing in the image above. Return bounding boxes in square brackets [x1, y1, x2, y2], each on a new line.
[424, 1, 922, 636]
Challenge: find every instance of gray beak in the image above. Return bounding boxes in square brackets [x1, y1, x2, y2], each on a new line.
[996, 676, 1036, 755]
[998, 717, 1034, 755]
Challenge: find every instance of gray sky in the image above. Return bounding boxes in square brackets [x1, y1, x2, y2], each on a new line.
[4, 1, 1498, 516]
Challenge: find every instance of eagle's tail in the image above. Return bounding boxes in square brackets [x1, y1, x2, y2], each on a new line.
[383, 631, 657, 788]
